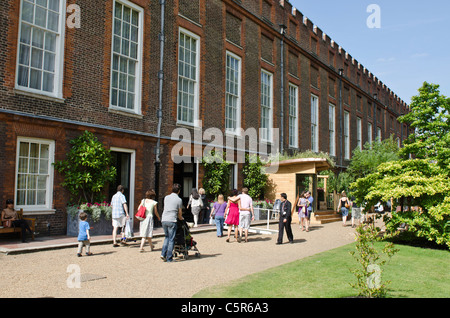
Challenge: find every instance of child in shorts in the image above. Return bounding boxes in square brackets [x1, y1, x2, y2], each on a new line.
[77, 212, 93, 257]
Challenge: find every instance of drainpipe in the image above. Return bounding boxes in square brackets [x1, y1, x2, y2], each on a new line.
[373, 93, 378, 142]
[279, 24, 287, 155]
[155, 0, 165, 199]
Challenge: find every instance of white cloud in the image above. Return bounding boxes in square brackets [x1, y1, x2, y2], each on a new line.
[376, 57, 396, 63]
[411, 53, 429, 59]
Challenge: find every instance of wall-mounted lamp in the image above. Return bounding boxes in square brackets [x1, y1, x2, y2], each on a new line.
[279, 24, 287, 36]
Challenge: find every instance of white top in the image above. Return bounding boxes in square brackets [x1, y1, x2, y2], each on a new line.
[189, 195, 203, 207]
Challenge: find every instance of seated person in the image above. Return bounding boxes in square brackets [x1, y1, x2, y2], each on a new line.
[1, 199, 34, 242]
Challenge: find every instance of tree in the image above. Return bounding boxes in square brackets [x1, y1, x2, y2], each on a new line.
[327, 171, 353, 195]
[54, 131, 117, 204]
[352, 82, 450, 248]
[348, 135, 400, 181]
[242, 154, 268, 199]
[348, 136, 400, 203]
[398, 82, 450, 165]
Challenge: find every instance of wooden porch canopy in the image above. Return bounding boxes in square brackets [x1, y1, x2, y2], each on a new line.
[266, 158, 332, 222]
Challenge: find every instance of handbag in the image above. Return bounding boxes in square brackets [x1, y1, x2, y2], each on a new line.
[135, 199, 146, 221]
[345, 200, 350, 209]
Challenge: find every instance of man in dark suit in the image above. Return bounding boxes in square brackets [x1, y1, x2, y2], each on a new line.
[276, 193, 294, 244]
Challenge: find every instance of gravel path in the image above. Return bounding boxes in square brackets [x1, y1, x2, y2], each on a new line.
[0, 222, 358, 298]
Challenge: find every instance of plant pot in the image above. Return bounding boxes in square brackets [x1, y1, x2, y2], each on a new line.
[67, 209, 113, 236]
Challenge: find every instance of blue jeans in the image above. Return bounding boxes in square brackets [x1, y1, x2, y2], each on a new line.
[161, 221, 177, 262]
[215, 215, 225, 237]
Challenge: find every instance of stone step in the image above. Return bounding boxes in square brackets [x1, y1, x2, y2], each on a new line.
[311, 210, 349, 224]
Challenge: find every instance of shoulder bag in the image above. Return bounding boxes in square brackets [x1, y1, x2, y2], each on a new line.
[135, 199, 147, 221]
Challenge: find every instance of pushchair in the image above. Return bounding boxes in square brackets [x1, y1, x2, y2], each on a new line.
[173, 219, 200, 260]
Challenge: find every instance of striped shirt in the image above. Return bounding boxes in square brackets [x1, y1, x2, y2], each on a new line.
[111, 191, 127, 218]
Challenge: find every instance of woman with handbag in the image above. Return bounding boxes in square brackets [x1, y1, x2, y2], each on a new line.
[137, 190, 160, 252]
[337, 191, 352, 227]
[1, 199, 34, 242]
[297, 191, 310, 232]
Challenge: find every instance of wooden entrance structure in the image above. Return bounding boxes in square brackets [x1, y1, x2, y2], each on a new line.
[266, 158, 332, 224]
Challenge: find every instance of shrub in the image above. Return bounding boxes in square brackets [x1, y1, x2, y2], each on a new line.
[349, 221, 399, 298]
[242, 154, 268, 200]
[201, 150, 230, 200]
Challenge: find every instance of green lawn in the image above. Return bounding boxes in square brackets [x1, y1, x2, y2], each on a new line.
[193, 243, 449, 298]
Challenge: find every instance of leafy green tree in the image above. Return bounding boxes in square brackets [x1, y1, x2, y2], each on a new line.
[242, 154, 268, 199]
[398, 82, 450, 166]
[201, 150, 230, 200]
[348, 135, 400, 181]
[54, 131, 117, 204]
[327, 171, 353, 195]
[352, 82, 450, 248]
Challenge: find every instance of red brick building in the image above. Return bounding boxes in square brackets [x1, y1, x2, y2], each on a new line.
[0, 0, 410, 235]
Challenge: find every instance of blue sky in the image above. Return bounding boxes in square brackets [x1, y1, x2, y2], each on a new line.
[288, 0, 450, 105]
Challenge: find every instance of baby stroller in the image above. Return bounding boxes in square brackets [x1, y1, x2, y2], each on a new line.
[173, 219, 200, 260]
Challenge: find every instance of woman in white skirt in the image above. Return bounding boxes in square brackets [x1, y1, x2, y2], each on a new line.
[138, 190, 160, 252]
[187, 188, 203, 227]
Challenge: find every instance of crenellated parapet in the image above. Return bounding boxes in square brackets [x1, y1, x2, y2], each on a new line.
[236, 0, 409, 114]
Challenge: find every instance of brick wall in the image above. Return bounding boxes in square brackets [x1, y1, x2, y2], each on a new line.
[0, 0, 411, 235]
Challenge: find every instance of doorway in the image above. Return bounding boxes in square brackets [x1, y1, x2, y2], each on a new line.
[173, 159, 198, 222]
[109, 148, 136, 231]
[295, 174, 317, 212]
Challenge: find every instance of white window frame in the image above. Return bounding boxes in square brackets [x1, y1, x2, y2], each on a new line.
[328, 103, 336, 156]
[288, 83, 299, 148]
[15, 137, 55, 212]
[368, 122, 373, 145]
[110, 147, 136, 217]
[377, 127, 382, 141]
[15, 0, 66, 99]
[228, 163, 238, 190]
[109, 0, 144, 114]
[311, 94, 319, 152]
[225, 51, 242, 135]
[357, 117, 362, 150]
[260, 69, 273, 143]
[177, 27, 201, 126]
[344, 111, 350, 160]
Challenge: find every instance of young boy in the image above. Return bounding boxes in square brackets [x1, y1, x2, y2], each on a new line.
[77, 212, 92, 257]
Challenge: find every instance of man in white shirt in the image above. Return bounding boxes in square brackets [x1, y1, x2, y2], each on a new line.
[111, 185, 129, 247]
[237, 188, 254, 243]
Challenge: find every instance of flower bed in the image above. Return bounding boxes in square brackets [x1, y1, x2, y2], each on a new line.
[66, 202, 113, 236]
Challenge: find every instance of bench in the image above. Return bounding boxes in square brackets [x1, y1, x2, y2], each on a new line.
[0, 209, 36, 240]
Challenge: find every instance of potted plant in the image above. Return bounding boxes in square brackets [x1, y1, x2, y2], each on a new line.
[54, 131, 117, 236]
